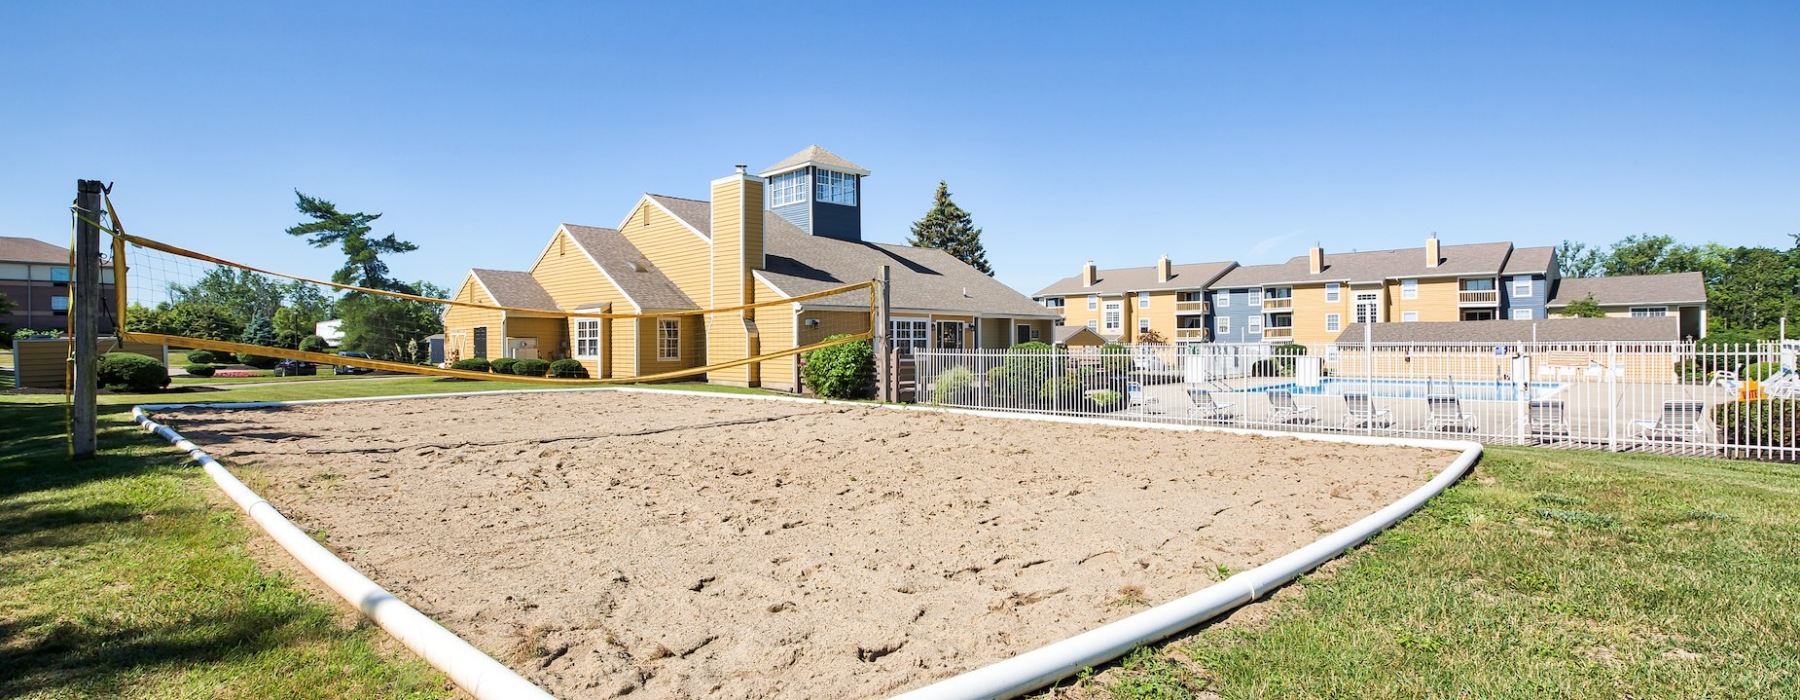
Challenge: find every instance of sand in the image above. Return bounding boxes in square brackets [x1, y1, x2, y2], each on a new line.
[154, 391, 1448, 699]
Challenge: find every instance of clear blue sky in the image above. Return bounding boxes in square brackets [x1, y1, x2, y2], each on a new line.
[3, 1, 1795, 297]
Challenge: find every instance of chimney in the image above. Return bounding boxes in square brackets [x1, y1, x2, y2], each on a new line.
[1308, 243, 1324, 275]
[1082, 260, 1097, 287]
[1156, 255, 1172, 283]
[1426, 234, 1441, 268]
[708, 165, 767, 386]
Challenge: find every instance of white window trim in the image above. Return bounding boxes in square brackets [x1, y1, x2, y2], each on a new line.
[1402, 311, 1419, 322]
[1217, 292, 1231, 308]
[1086, 319, 1098, 330]
[1102, 301, 1123, 332]
[1325, 313, 1341, 332]
[656, 318, 680, 361]
[1217, 317, 1231, 335]
[815, 168, 858, 206]
[890, 318, 930, 351]
[1401, 279, 1418, 300]
[1511, 308, 1533, 320]
[1246, 316, 1262, 333]
[1630, 306, 1668, 318]
[1249, 288, 1262, 307]
[1138, 318, 1151, 332]
[1513, 276, 1533, 297]
[1087, 295, 1098, 310]
[768, 169, 809, 207]
[1138, 294, 1150, 309]
[1325, 283, 1341, 302]
[573, 318, 603, 359]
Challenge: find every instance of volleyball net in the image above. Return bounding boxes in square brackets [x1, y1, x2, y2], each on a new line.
[90, 195, 875, 385]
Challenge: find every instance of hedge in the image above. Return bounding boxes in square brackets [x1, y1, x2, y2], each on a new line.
[1716, 399, 1800, 461]
[548, 358, 589, 379]
[184, 349, 218, 364]
[488, 357, 520, 375]
[801, 334, 874, 399]
[512, 358, 551, 377]
[98, 352, 170, 392]
[450, 358, 490, 372]
[183, 364, 216, 378]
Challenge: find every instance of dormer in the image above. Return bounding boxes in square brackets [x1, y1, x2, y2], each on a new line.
[759, 145, 870, 242]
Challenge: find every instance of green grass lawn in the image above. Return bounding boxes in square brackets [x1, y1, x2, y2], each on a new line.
[1058, 447, 1800, 699]
[0, 378, 764, 697]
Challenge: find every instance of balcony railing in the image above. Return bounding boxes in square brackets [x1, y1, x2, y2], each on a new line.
[1458, 290, 1499, 305]
[1263, 327, 1294, 339]
[1175, 300, 1210, 314]
[1175, 328, 1210, 341]
[1262, 297, 1293, 310]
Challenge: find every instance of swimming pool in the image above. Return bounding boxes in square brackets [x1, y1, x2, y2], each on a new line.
[1249, 378, 1562, 402]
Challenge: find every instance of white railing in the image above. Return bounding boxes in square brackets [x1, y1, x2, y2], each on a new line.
[1458, 290, 1499, 305]
[1175, 300, 1210, 314]
[910, 341, 1799, 462]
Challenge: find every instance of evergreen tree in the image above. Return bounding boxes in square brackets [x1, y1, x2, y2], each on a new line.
[235, 313, 280, 367]
[907, 181, 994, 276]
[286, 192, 418, 293]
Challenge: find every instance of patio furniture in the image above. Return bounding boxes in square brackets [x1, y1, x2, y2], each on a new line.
[1708, 370, 1740, 389]
[1185, 388, 1236, 420]
[1128, 382, 1164, 415]
[1528, 400, 1570, 436]
[1629, 401, 1709, 442]
[1425, 394, 1478, 432]
[1341, 392, 1391, 428]
[1762, 368, 1800, 399]
[1266, 389, 1317, 423]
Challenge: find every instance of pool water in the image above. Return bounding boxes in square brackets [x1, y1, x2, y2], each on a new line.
[1252, 378, 1562, 402]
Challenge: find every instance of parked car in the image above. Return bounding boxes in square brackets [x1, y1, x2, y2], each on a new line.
[334, 351, 374, 375]
[273, 359, 317, 377]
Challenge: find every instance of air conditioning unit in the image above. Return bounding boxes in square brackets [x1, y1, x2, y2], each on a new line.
[504, 337, 539, 360]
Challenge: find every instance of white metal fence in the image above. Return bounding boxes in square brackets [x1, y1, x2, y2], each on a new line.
[912, 341, 1800, 462]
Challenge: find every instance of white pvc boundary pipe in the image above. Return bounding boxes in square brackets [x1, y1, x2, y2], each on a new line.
[135, 387, 1481, 700]
[130, 405, 556, 700]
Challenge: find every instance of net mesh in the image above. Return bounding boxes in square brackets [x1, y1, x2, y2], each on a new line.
[102, 199, 874, 385]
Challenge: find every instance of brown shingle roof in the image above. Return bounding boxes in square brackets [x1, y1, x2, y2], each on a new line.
[1334, 317, 1682, 344]
[758, 214, 1058, 319]
[644, 194, 714, 239]
[759, 145, 870, 177]
[1032, 260, 1237, 297]
[1052, 325, 1105, 345]
[0, 236, 72, 264]
[560, 224, 698, 311]
[1548, 273, 1707, 307]
[469, 269, 558, 311]
[1286, 242, 1514, 284]
[1213, 261, 1309, 288]
[1501, 246, 1556, 276]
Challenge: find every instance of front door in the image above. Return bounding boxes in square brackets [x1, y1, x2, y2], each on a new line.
[473, 326, 488, 359]
[1016, 323, 1031, 344]
[935, 321, 965, 350]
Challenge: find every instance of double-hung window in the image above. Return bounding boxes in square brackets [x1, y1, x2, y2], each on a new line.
[1249, 288, 1262, 306]
[1138, 318, 1150, 333]
[1325, 313, 1341, 332]
[1246, 316, 1262, 334]
[769, 170, 808, 207]
[1087, 295, 1098, 310]
[1402, 311, 1419, 322]
[1325, 283, 1341, 302]
[1512, 276, 1533, 297]
[574, 319, 602, 358]
[656, 318, 680, 361]
[1216, 292, 1230, 308]
[1512, 309, 1533, 320]
[1138, 294, 1150, 309]
[1216, 317, 1230, 335]
[1401, 279, 1418, 300]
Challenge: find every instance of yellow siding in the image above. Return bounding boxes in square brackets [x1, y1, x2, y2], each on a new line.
[443, 276, 503, 360]
[13, 338, 167, 389]
[1385, 277, 1461, 324]
[796, 310, 871, 349]
[1125, 291, 1179, 343]
[503, 316, 566, 361]
[619, 201, 712, 308]
[633, 315, 704, 379]
[1288, 283, 1350, 348]
[1056, 293, 1110, 333]
[752, 279, 798, 391]
[706, 177, 762, 385]
[530, 229, 635, 314]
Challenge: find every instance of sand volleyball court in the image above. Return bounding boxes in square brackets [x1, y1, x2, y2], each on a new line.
[154, 391, 1448, 699]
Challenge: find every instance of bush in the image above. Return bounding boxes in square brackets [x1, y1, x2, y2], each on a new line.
[548, 358, 589, 379]
[985, 342, 1061, 402]
[512, 358, 551, 377]
[489, 357, 520, 375]
[184, 349, 217, 364]
[1715, 400, 1800, 462]
[1252, 343, 1310, 377]
[183, 364, 216, 378]
[1090, 390, 1122, 408]
[931, 366, 977, 404]
[1743, 363, 1781, 382]
[97, 352, 170, 392]
[1098, 343, 1133, 374]
[450, 358, 490, 372]
[801, 334, 875, 399]
[298, 335, 328, 354]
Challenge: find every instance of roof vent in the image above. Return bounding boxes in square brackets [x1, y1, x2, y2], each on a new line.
[631, 259, 645, 273]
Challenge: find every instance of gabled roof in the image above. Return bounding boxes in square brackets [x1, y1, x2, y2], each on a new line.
[1212, 262, 1304, 288]
[1053, 325, 1106, 345]
[560, 224, 698, 311]
[1284, 242, 1514, 284]
[0, 236, 72, 264]
[757, 214, 1058, 319]
[1548, 272, 1707, 307]
[758, 145, 870, 177]
[469, 269, 559, 311]
[644, 194, 713, 239]
[1334, 317, 1683, 344]
[1501, 246, 1556, 276]
[1032, 260, 1237, 297]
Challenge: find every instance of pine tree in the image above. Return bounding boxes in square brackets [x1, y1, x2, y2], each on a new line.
[908, 181, 994, 276]
[286, 192, 418, 293]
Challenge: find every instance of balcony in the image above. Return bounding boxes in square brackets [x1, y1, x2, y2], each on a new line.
[1175, 328, 1210, 342]
[1174, 300, 1210, 314]
[1458, 290, 1499, 306]
[1263, 327, 1294, 340]
[1262, 297, 1293, 310]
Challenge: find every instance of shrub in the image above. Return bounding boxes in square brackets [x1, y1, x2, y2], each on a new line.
[1098, 343, 1133, 374]
[1252, 343, 1310, 377]
[97, 352, 170, 392]
[183, 364, 216, 378]
[235, 354, 279, 369]
[1715, 399, 1800, 462]
[450, 358, 491, 372]
[548, 358, 589, 379]
[1037, 374, 1084, 400]
[1743, 363, 1781, 382]
[184, 349, 217, 364]
[1091, 390, 1122, 408]
[931, 366, 977, 404]
[986, 342, 1061, 401]
[801, 334, 875, 399]
[489, 357, 521, 375]
[512, 358, 551, 377]
[298, 335, 328, 354]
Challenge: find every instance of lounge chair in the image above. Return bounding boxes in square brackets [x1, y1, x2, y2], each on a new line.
[1630, 401, 1709, 442]
[1708, 370, 1740, 390]
[1425, 394, 1478, 432]
[1341, 392, 1391, 428]
[1266, 389, 1317, 423]
[1128, 382, 1164, 415]
[1762, 368, 1800, 399]
[1185, 388, 1236, 420]
[1528, 400, 1570, 436]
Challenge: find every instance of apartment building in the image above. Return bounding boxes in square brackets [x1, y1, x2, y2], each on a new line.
[0, 236, 117, 334]
[1031, 257, 1235, 343]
